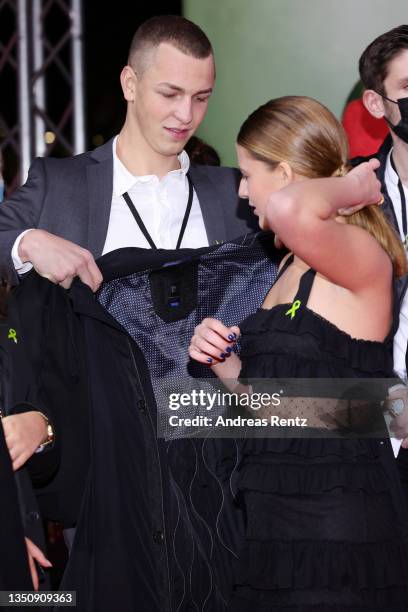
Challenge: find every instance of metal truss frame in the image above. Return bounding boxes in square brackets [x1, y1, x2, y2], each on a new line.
[0, 0, 85, 192]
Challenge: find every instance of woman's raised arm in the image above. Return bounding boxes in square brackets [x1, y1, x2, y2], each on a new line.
[265, 159, 391, 293]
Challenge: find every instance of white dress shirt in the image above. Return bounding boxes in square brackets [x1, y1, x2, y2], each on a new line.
[11, 136, 209, 272]
[103, 137, 208, 253]
[384, 150, 408, 245]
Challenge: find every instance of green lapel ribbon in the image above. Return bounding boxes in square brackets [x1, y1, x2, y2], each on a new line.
[7, 328, 18, 344]
[285, 300, 301, 320]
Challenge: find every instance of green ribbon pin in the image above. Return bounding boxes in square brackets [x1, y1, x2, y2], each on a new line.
[285, 300, 301, 320]
[8, 328, 18, 344]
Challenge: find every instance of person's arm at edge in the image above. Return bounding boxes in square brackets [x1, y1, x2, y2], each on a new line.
[0, 158, 46, 286]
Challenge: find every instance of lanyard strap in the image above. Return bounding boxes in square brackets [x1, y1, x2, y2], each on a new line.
[390, 154, 407, 238]
[122, 174, 194, 250]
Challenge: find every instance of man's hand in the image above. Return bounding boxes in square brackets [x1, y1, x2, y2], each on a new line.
[2, 412, 48, 470]
[19, 229, 102, 291]
[25, 538, 52, 591]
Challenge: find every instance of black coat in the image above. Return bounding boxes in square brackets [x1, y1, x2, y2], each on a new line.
[351, 135, 396, 228]
[0, 414, 32, 591]
[2, 279, 90, 528]
[4, 235, 280, 611]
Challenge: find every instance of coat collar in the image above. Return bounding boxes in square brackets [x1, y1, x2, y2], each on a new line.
[188, 164, 227, 245]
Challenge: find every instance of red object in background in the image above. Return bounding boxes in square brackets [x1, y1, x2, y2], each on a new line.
[342, 98, 389, 157]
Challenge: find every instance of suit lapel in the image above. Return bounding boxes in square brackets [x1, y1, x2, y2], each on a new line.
[188, 165, 227, 245]
[87, 139, 114, 257]
[86, 145, 229, 255]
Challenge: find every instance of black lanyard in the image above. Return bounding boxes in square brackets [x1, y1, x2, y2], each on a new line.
[122, 175, 194, 250]
[390, 154, 407, 239]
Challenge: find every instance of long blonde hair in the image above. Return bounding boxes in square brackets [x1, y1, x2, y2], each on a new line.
[237, 95, 407, 277]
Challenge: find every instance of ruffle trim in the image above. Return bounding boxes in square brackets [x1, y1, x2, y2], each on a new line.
[234, 538, 408, 591]
[239, 436, 385, 460]
[239, 306, 393, 376]
[230, 588, 408, 612]
[237, 461, 389, 495]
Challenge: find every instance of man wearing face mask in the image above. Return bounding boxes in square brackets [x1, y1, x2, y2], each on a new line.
[356, 24, 408, 485]
[358, 25, 408, 245]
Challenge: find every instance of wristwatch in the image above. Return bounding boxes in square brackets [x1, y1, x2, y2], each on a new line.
[387, 384, 407, 418]
[35, 411, 55, 453]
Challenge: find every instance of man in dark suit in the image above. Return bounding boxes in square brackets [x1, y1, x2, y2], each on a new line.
[0, 15, 256, 462]
[354, 25, 408, 253]
[354, 25, 408, 495]
[0, 14, 257, 574]
[354, 26, 408, 383]
[0, 15, 255, 290]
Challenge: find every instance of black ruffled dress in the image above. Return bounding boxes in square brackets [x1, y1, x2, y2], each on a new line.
[229, 256, 408, 611]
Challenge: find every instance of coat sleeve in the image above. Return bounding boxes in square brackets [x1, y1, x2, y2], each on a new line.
[0, 278, 61, 485]
[0, 158, 46, 285]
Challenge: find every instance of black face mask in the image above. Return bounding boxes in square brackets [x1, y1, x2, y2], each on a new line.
[381, 94, 408, 143]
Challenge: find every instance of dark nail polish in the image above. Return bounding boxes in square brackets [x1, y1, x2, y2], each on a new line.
[220, 353, 226, 359]
[226, 346, 232, 353]
[232, 332, 237, 339]
[228, 334, 234, 341]
[207, 357, 213, 363]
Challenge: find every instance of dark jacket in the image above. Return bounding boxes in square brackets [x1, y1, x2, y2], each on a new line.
[352, 135, 408, 496]
[0, 423, 32, 592]
[1, 280, 90, 528]
[351, 135, 396, 227]
[0, 323, 50, 592]
[351, 135, 408, 304]
[4, 235, 280, 612]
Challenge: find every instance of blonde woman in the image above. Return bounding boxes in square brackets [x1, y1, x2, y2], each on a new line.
[189, 96, 408, 609]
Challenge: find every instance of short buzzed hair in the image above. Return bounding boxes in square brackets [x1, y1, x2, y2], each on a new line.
[128, 15, 213, 72]
[359, 25, 408, 95]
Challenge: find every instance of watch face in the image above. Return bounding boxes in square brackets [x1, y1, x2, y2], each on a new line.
[390, 398, 405, 417]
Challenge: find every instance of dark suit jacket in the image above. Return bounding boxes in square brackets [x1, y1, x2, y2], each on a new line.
[0, 279, 90, 527]
[0, 138, 258, 285]
[0, 322, 53, 559]
[350, 135, 395, 227]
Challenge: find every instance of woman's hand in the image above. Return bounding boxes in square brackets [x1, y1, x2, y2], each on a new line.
[189, 318, 240, 365]
[1, 412, 48, 471]
[25, 537, 52, 591]
[337, 158, 383, 216]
